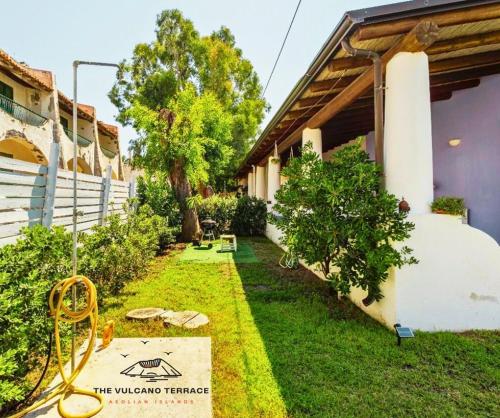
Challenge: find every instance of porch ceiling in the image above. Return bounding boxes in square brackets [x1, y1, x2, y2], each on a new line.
[237, 0, 500, 176]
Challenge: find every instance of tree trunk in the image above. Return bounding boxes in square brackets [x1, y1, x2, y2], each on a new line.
[170, 160, 200, 242]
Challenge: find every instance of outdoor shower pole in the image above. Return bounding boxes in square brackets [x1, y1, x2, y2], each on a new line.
[71, 60, 119, 372]
[71, 61, 78, 372]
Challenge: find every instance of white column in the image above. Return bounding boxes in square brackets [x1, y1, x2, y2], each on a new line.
[302, 127, 322, 158]
[255, 165, 266, 200]
[247, 171, 254, 197]
[267, 156, 281, 205]
[384, 51, 433, 215]
[42, 142, 60, 227]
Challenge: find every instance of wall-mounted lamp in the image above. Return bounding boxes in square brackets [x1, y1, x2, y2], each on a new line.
[448, 138, 461, 147]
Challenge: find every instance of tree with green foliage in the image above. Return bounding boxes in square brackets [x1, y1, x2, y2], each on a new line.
[110, 10, 266, 240]
[270, 143, 417, 304]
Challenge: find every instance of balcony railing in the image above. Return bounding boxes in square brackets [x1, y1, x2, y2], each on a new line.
[63, 127, 93, 147]
[100, 145, 117, 159]
[0, 93, 48, 127]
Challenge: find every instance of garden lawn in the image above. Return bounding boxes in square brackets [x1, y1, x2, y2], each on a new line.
[100, 237, 500, 418]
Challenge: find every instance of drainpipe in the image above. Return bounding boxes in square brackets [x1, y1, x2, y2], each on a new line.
[341, 39, 384, 180]
[341, 39, 385, 308]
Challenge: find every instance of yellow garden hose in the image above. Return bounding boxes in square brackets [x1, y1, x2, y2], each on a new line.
[10, 275, 104, 418]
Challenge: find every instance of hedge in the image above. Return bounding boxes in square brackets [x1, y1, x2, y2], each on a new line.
[197, 195, 267, 236]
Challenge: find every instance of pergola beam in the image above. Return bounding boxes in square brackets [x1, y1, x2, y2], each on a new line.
[354, 3, 500, 41]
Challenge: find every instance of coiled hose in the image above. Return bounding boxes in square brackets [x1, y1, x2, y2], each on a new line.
[10, 275, 104, 418]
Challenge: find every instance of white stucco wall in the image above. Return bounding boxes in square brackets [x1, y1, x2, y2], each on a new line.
[394, 214, 500, 331]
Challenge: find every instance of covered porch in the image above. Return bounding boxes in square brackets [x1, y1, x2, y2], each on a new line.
[238, 0, 500, 331]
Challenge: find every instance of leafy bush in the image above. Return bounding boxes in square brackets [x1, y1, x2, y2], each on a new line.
[79, 204, 166, 297]
[195, 194, 267, 236]
[197, 195, 237, 235]
[270, 143, 417, 303]
[232, 196, 267, 236]
[137, 172, 180, 226]
[0, 226, 72, 409]
[431, 196, 465, 215]
[0, 204, 168, 410]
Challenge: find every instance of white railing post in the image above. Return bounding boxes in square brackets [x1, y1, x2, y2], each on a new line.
[100, 165, 112, 225]
[129, 177, 137, 199]
[42, 142, 60, 228]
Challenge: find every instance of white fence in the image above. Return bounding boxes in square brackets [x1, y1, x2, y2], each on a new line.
[0, 143, 135, 247]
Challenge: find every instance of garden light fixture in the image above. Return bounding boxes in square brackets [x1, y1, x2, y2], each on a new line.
[393, 323, 415, 346]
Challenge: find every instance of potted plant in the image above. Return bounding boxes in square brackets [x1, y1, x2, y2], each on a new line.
[431, 196, 465, 216]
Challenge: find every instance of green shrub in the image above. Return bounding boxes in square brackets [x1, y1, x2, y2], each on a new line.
[232, 196, 267, 236]
[197, 195, 237, 235]
[431, 196, 465, 215]
[79, 204, 166, 297]
[0, 226, 72, 409]
[137, 172, 180, 226]
[270, 143, 417, 303]
[0, 204, 168, 411]
[196, 195, 267, 236]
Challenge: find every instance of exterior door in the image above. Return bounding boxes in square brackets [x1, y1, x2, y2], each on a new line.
[0, 81, 14, 114]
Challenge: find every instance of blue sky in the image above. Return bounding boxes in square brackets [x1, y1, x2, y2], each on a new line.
[1, 0, 396, 153]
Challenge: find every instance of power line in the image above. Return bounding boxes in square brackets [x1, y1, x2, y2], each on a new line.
[262, 0, 303, 98]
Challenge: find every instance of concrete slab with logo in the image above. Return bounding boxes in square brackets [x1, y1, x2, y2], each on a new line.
[27, 337, 212, 418]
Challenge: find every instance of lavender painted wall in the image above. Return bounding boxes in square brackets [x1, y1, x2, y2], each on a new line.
[363, 74, 500, 242]
[432, 74, 500, 243]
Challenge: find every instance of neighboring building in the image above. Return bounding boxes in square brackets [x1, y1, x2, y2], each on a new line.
[0, 49, 123, 179]
[237, 0, 500, 331]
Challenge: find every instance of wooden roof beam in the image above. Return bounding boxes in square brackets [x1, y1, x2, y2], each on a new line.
[317, 49, 500, 94]
[429, 50, 500, 73]
[306, 21, 439, 132]
[427, 29, 500, 55]
[430, 62, 500, 85]
[309, 75, 358, 92]
[354, 3, 500, 41]
[328, 29, 500, 72]
[275, 21, 439, 154]
[288, 97, 374, 119]
[295, 94, 337, 108]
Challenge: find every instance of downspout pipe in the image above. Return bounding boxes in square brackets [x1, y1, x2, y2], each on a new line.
[341, 39, 384, 308]
[341, 39, 384, 180]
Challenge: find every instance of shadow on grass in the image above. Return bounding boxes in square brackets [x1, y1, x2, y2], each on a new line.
[233, 236, 500, 418]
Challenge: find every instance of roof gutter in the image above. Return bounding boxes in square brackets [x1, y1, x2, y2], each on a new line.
[237, 14, 358, 174]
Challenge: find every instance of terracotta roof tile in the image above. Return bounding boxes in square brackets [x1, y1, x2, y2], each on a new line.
[78, 103, 96, 118]
[97, 121, 118, 138]
[0, 49, 53, 91]
[57, 91, 95, 121]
